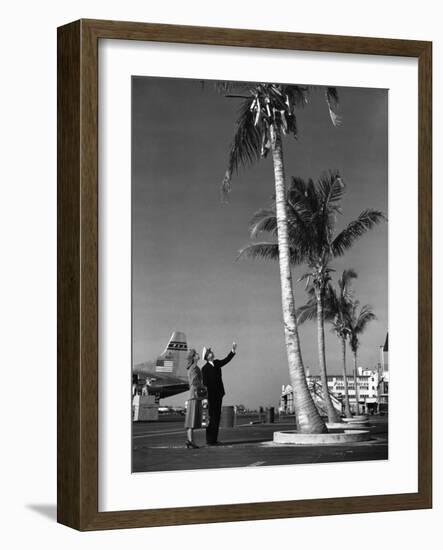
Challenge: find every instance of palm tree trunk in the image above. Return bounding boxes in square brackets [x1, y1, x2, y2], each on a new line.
[316, 292, 340, 423]
[352, 350, 360, 415]
[270, 125, 327, 434]
[340, 337, 352, 418]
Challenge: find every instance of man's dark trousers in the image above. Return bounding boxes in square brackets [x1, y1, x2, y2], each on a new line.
[201, 351, 235, 445]
[206, 395, 223, 444]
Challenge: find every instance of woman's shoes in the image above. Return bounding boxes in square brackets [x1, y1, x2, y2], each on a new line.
[185, 441, 199, 449]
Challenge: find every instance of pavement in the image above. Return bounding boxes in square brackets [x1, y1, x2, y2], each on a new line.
[132, 414, 388, 472]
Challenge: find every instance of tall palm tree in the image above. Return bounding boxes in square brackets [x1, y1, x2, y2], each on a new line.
[223, 83, 341, 433]
[347, 302, 376, 415]
[297, 269, 357, 419]
[239, 174, 385, 423]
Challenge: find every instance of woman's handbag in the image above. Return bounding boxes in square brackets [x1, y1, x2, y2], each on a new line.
[196, 385, 208, 399]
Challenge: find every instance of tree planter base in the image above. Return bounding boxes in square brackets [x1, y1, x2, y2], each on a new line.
[326, 421, 369, 429]
[273, 429, 370, 445]
[342, 416, 370, 426]
[343, 415, 368, 422]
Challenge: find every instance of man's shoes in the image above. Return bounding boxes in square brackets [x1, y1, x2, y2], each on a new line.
[207, 441, 222, 446]
[185, 441, 199, 449]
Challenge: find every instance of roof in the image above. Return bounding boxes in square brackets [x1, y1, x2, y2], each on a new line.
[383, 333, 388, 352]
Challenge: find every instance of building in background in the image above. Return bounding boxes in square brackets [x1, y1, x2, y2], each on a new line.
[280, 333, 389, 416]
[377, 332, 389, 413]
[280, 368, 380, 416]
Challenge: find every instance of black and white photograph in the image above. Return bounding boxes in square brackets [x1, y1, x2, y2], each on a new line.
[131, 75, 388, 473]
[3, 0, 437, 542]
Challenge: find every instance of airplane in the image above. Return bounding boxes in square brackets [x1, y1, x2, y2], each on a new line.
[133, 331, 190, 399]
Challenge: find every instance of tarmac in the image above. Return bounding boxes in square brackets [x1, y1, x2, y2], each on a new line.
[132, 414, 388, 472]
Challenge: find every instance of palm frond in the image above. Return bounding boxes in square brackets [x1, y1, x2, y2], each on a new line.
[347, 302, 376, 352]
[317, 170, 345, 207]
[297, 272, 312, 283]
[237, 242, 279, 262]
[236, 242, 303, 265]
[288, 176, 321, 216]
[297, 272, 314, 292]
[311, 170, 345, 257]
[322, 279, 355, 334]
[221, 83, 342, 200]
[332, 209, 386, 256]
[296, 297, 317, 324]
[354, 305, 377, 333]
[297, 285, 339, 325]
[248, 200, 312, 257]
[283, 85, 309, 111]
[350, 333, 359, 353]
[222, 97, 263, 200]
[249, 208, 278, 239]
[325, 283, 340, 310]
[340, 268, 358, 289]
[285, 202, 312, 254]
[338, 269, 358, 304]
[325, 87, 342, 127]
[212, 80, 254, 94]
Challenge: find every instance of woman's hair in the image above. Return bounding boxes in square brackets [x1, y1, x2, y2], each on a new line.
[186, 348, 198, 368]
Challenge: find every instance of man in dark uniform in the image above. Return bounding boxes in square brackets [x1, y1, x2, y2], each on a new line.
[201, 342, 237, 446]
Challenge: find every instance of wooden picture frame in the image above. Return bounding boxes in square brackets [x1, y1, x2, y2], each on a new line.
[57, 19, 432, 530]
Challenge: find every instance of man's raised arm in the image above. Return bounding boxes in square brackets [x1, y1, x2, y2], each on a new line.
[216, 342, 237, 368]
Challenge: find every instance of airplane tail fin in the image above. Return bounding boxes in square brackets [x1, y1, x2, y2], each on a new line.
[155, 331, 189, 380]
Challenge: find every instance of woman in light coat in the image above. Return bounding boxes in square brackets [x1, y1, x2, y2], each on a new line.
[184, 348, 206, 449]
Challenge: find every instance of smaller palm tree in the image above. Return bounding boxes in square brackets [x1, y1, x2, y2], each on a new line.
[347, 302, 376, 415]
[297, 269, 357, 419]
[327, 270, 357, 418]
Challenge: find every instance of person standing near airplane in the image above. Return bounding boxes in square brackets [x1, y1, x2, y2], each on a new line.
[184, 349, 206, 449]
[201, 342, 237, 446]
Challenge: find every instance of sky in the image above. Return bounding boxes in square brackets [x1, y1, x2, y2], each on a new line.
[132, 76, 388, 409]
